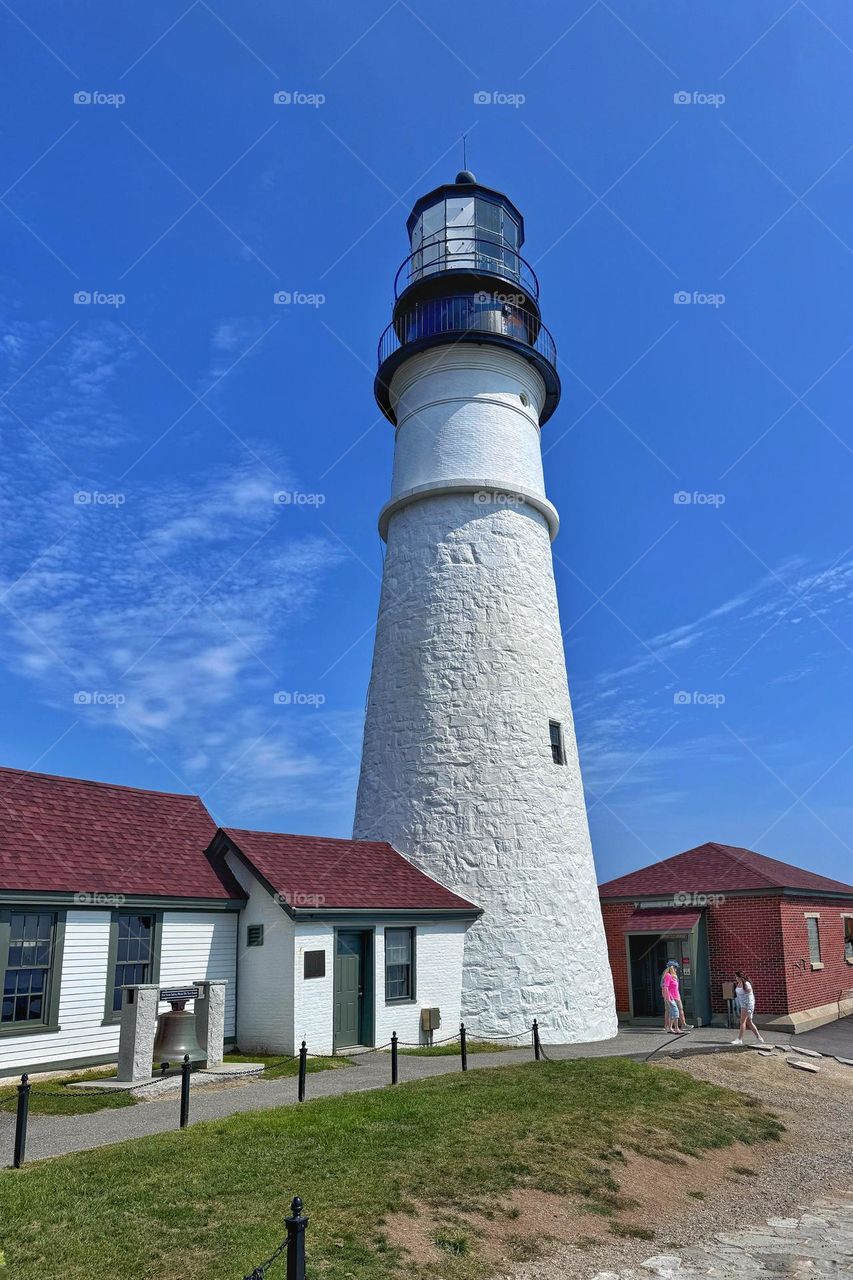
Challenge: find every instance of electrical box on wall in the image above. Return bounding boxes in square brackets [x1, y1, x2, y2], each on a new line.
[420, 1007, 441, 1031]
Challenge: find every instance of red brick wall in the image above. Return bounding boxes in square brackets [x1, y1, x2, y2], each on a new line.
[779, 896, 853, 1014]
[705, 895, 787, 1015]
[600, 902, 634, 1013]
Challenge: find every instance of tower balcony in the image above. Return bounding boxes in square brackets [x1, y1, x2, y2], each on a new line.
[375, 293, 560, 426]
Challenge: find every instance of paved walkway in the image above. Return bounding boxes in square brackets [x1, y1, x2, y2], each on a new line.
[0, 1025, 807, 1165]
[795, 1012, 853, 1057]
[592, 1189, 853, 1278]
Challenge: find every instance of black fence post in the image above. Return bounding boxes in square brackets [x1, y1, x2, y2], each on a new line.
[297, 1041, 307, 1103]
[180, 1055, 191, 1129]
[460, 1022, 468, 1072]
[391, 1031, 398, 1084]
[285, 1194, 309, 1280]
[13, 1073, 30, 1169]
[533, 1019, 542, 1062]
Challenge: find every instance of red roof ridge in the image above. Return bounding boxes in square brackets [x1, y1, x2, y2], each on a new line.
[599, 839, 853, 897]
[0, 763, 199, 802]
[222, 826, 391, 848]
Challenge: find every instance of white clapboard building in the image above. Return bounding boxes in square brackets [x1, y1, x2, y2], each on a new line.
[0, 765, 479, 1076]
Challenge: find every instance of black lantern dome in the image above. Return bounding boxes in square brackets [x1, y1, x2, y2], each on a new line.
[375, 174, 560, 424]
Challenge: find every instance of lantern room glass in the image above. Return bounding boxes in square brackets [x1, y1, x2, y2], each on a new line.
[409, 192, 521, 284]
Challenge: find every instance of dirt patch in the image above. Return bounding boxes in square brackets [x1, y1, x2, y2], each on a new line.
[384, 1051, 853, 1279]
[382, 1141, 778, 1274]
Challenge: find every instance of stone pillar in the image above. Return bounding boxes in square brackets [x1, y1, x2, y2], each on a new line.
[193, 979, 227, 1067]
[116, 983, 160, 1082]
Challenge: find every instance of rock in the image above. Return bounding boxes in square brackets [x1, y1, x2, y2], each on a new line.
[757, 1049, 774, 1056]
[835, 1056, 853, 1066]
[788, 1058, 820, 1072]
[793, 1047, 823, 1057]
[640, 1256, 682, 1275]
[767, 1217, 800, 1229]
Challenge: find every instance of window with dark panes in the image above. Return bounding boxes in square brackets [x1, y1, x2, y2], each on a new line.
[385, 928, 414, 1001]
[549, 720, 565, 765]
[2, 912, 55, 1025]
[112, 914, 154, 1012]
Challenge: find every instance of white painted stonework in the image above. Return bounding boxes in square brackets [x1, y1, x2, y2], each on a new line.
[354, 343, 618, 1043]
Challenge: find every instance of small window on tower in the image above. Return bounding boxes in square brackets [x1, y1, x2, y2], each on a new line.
[549, 720, 565, 765]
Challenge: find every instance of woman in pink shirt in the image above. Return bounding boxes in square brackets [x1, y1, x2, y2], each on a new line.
[662, 965, 681, 1033]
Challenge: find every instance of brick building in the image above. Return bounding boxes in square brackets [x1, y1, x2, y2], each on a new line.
[599, 842, 853, 1033]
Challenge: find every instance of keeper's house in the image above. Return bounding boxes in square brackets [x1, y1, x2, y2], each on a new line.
[599, 842, 853, 1034]
[0, 766, 479, 1077]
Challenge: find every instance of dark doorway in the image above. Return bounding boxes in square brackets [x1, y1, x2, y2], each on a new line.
[334, 930, 371, 1049]
[629, 934, 673, 1017]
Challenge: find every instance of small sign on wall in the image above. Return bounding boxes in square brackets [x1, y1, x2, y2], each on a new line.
[304, 950, 326, 979]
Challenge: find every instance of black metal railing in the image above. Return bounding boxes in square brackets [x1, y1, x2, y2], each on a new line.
[378, 295, 557, 370]
[394, 236, 539, 300]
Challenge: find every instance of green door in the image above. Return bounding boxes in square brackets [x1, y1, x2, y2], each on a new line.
[335, 931, 364, 1049]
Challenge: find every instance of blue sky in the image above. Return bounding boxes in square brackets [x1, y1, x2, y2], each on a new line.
[2, 1, 852, 884]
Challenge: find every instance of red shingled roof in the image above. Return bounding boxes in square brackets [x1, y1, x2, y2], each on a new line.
[599, 841, 853, 899]
[0, 766, 243, 900]
[220, 828, 480, 913]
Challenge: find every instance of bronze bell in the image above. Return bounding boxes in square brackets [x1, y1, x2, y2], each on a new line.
[152, 996, 206, 1070]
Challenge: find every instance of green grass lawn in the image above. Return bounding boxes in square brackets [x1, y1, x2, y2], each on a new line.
[222, 1051, 353, 1079]
[0, 1057, 782, 1280]
[0, 1068, 137, 1116]
[399, 1038, 515, 1056]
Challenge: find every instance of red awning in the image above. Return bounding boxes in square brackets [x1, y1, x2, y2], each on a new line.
[620, 909, 701, 934]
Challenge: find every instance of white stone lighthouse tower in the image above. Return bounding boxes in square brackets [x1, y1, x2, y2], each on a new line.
[353, 172, 617, 1043]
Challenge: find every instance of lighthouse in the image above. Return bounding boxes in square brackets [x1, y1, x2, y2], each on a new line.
[353, 171, 617, 1043]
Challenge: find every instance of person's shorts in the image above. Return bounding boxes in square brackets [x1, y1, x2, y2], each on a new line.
[667, 1000, 679, 1017]
[736, 1003, 755, 1016]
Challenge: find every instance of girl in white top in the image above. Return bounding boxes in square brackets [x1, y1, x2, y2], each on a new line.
[731, 970, 765, 1044]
